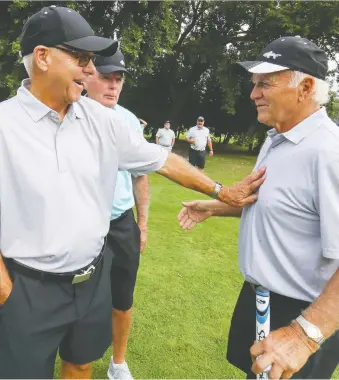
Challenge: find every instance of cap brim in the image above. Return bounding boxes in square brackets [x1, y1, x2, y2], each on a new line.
[238, 61, 289, 74]
[96, 65, 127, 74]
[63, 36, 118, 57]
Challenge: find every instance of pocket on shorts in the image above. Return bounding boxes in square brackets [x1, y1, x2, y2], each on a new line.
[0, 271, 19, 315]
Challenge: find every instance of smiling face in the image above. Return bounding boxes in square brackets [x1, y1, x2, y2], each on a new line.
[46, 47, 96, 103]
[250, 71, 302, 129]
[86, 71, 124, 108]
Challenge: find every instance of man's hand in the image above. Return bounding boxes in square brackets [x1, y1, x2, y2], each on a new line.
[219, 167, 266, 207]
[209, 150, 214, 157]
[0, 256, 13, 305]
[250, 324, 319, 379]
[139, 224, 147, 253]
[178, 201, 213, 230]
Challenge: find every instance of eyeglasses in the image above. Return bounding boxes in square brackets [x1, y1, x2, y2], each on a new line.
[54, 46, 96, 67]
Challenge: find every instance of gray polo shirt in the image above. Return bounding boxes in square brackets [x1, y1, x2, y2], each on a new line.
[0, 79, 168, 272]
[186, 126, 211, 151]
[239, 108, 339, 302]
[156, 128, 175, 147]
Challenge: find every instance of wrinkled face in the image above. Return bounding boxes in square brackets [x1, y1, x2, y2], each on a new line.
[164, 122, 170, 129]
[43, 46, 96, 104]
[250, 71, 300, 127]
[197, 119, 204, 128]
[86, 71, 124, 107]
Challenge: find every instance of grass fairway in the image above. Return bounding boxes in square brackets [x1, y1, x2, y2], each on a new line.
[56, 151, 339, 379]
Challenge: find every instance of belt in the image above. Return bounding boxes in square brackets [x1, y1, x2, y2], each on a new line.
[5, 243, 106, 284]
[190, 147, 205, 152]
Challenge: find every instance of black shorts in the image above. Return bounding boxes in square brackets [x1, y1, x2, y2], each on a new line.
[189, 148, 206, 169]
[0, 250, 112, 379]
[106, 209, 140, 311]
[227, 282, 339, 379]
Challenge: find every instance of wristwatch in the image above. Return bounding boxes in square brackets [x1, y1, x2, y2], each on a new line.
[295, 315, 325, 345]
[211, 182, 223, 199]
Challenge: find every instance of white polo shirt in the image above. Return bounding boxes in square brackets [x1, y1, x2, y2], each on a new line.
[156, 128, 175, 147]
[186, 126, 211, 151]
[0, 80, 168, 272]
[239, 108, 339, 302]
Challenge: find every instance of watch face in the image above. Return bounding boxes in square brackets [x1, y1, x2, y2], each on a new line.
[307, 325, 321, 339]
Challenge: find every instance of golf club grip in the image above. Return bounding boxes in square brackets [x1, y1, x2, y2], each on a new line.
[256, 286, 270, 379]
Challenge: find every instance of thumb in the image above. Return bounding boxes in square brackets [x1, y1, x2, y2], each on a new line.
[182, 201, 198, 207]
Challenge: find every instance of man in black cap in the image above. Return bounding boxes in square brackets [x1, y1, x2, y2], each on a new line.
[177, 36, 339, 379]
[186, 116, 214, 170]
[85, 50, 149, 380]
[156, 121, 176, 151]
[0, 5, 266, 379]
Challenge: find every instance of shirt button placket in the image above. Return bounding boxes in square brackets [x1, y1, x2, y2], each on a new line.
[55, 119, 68, 173]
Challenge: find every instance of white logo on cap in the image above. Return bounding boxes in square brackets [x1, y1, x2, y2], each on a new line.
[263, 51, 282, 59]
[120, 60, 125, 66]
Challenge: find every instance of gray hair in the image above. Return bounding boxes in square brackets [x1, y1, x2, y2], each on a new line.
[22, 54, 33, 77]
[288, 71, 329, 105]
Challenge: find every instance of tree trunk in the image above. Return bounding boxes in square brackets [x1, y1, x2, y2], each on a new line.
[223, 131, 232, 145]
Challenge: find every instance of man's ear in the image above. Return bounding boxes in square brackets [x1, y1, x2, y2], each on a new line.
[33, 45, 51, 72]
[299, 76, 315, 102]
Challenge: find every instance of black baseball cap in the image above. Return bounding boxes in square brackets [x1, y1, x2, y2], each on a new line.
[164, 120, 170, 124]
[197, 116, 204, 121]
[238, 36, 328, 80]
[95, 50, 127, 74]
[20, 6, 118, 57]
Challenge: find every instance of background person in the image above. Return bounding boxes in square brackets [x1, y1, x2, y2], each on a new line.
[156, 120, 176, 151]
[185, 116, 213, 169]
[85, 50, 149, 380]
[178, 36, 339, 379]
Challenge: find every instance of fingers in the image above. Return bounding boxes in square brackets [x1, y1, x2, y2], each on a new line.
[249, 175, 266, 192]
[179, 212, 189, 228]
[178, 207, 187, 221]
[245, 167, 267, 184]
[251, 353, 273, 375]
[250, 341, 264, 361]
[269, 363, 284, 380]
[239, 193, 258, 207]
[181, 216, 194, 230]
[185, 219, 197, 230]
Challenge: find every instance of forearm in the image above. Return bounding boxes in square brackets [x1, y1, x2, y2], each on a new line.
[185, 138, 195, 145]
[132, 175, 150, 228]
[155, 137, 159, 145]
[202, 200, 242, 217]
[303, 268, 339, 339]
[158, 153, 215, 196]
[172, 139, 175, 147]
[208, 140, 213, 151]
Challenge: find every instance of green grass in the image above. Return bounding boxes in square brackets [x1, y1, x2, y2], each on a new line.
[56, 152, 339, 379]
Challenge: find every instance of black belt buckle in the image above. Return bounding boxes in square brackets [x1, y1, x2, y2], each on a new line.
[72, 264, 96, 284]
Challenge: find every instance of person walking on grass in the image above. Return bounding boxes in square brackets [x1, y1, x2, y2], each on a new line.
[156, 120, 176, 151]
[186, 116, 213, 170]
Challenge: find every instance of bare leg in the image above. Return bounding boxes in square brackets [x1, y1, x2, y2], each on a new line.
[60, 360, 92, 379]
[112, 308, 133, 363]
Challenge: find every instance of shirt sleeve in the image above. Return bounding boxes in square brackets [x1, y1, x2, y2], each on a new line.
[186, 128, 193, 139]
[108, 112, 168, 177]
[316, 156, 339, 259]
[206, 128, 211, 141]
[156, 129, 161, 137]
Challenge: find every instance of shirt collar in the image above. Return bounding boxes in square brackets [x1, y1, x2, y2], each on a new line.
[266, 107, 328, 145]
[17, 78, 84, 122]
